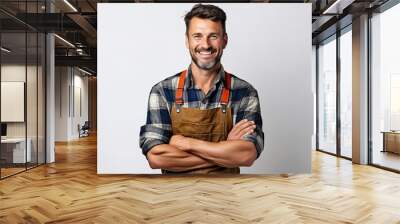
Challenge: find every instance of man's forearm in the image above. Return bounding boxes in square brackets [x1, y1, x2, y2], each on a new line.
[147, 144, 216, 172]
[185, 139, 257, 168]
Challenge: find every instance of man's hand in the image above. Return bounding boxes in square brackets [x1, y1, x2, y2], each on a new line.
[227, 119, 256, 141]
[169, 135, 192, 151]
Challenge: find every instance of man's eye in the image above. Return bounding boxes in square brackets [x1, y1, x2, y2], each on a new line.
[210, 35, 218, 40]
[193, 35, 201, 40]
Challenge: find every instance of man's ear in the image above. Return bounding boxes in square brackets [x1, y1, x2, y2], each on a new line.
[223, 33, 228, 49]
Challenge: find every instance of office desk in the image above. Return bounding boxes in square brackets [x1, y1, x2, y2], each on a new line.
[1, 138, 32, 163]
[382, 131, 400, 154]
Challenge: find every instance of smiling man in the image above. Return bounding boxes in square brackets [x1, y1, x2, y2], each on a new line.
[139, 4, 264, 174]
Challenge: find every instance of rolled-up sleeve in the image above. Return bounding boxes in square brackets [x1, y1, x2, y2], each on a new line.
[139, 84, 172, 157]
[235, 86, 264, 159]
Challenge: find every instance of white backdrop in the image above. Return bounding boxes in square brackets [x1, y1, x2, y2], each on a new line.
[98, 3, 313, 174]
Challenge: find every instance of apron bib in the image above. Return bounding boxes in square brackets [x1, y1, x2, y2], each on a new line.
[162, 70, 240, 174]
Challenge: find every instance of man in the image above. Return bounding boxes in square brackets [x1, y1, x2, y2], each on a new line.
[139, 4, 264, 174]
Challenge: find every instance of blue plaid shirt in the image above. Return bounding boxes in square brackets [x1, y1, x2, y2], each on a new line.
[139, 66, 264, 159]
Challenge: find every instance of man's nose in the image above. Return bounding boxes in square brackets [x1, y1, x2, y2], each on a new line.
[199, 37, 210, 49]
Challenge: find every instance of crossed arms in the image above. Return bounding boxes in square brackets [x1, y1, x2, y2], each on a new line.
[147, 119, 258, 172]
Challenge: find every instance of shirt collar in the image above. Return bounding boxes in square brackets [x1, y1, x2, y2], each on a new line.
[185, 65, 226, 89]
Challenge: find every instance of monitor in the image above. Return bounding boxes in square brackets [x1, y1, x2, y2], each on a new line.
[1, 123, 7, 137]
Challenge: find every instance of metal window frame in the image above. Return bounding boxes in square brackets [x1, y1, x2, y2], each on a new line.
[315, 23, 353, 161]
[316, 0, 400, 172]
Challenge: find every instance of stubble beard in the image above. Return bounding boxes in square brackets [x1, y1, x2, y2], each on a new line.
[190, 47, 223, 71]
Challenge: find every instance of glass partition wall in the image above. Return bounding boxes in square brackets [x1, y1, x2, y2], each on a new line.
[316, 26, 353, 159]
[0, 2, 46, 179]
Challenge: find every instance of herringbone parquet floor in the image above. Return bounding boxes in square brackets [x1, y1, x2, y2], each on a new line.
[1, 134, 400, 223]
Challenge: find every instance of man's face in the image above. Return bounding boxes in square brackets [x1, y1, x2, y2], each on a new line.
[186, 17, 228, 71]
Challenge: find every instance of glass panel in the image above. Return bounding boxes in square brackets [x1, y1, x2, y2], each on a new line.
[38, 32, 45, 165]
[0, 1, 46, 178]
[318, 37, 337, 154]
[340, 29, 352, 158]
[27, 31, 38, 169]
[312, 46, 317, 150]
[1, 31, 27, 177]
[371, 3, 400, 171]
[26, 0, 39, 170]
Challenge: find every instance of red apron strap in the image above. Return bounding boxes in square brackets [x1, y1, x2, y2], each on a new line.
[220, 72, 231, 105]
[176, 70, 230, 106]
[175, 70, 187, 105]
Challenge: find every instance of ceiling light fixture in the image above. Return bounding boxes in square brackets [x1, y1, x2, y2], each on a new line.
[63, 0, 78, 12]
[78, 67, 93, 76]
[322, 0, 355, 15]
[1, 47, 11, 53]
[54, 34, 75, 48]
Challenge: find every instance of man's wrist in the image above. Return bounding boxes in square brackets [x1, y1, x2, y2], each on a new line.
[188, 137, 212, 152]
[185, 137, 201, 152]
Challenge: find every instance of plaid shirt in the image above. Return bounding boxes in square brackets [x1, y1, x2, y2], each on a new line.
[139, 66, 264, 159]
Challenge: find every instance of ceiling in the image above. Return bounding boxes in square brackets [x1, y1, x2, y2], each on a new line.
[0, 0, 392, 75]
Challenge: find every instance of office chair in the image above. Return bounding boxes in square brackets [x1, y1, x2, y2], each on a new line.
[79, 121, 90, 138]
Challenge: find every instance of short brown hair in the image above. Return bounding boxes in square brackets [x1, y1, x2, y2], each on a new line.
[184, 4, 227, 35]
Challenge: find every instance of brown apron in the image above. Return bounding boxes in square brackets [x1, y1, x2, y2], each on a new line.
[162, 70, 240, 174]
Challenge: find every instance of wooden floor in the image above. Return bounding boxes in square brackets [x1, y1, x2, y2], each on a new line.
[1, 135, 400, 223]
[1, 167, 26, 178]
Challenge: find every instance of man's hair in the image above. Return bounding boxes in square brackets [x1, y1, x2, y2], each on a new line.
[184, 4, 227, 35]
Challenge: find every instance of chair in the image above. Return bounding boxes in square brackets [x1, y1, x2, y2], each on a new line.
[79, 121, 90, 138]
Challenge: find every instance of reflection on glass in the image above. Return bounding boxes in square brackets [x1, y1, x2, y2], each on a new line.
[318, 37, 337, 154]
[38, 32, 46, 165]
[0, 1, 46, 179]
[1, 32, 27, 177]
[27, 32, 38, 169]
[340, 29, 352, 158]
[371, 3, 400, 171]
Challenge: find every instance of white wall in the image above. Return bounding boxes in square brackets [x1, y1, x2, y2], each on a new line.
[98, 3, 313, 174]
[55, 67, 89, 141]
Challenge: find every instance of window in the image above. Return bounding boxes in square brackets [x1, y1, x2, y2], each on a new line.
[339, 28, 352, 158]
[370, 2, 400, 171]
[318, 36, 337, 154]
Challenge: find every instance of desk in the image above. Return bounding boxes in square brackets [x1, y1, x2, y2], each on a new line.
[382, 131, 400, 154]
[1, 138, 31, 163]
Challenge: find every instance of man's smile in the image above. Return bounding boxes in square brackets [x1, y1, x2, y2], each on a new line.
[195, 49, 217, 59]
